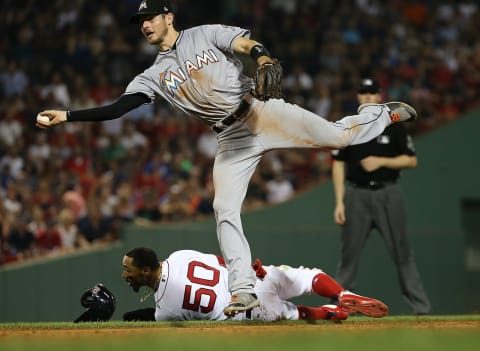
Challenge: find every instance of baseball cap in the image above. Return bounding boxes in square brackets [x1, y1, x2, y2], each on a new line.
[358, 78, 380, 94]
[130, 0, 173, 24]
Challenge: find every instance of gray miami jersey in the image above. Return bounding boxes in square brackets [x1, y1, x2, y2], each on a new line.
[125, 25, 253, 125]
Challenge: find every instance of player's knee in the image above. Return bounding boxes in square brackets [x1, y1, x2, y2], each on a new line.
[213, 199, 236, 214]
[213, 201, 241, 223]
[331, 135, 351, 149]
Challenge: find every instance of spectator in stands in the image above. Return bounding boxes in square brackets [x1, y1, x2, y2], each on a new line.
[7, 217, 36, 260]
[0, 164, 15, 195]
[159, 181, 193, 222]
[1, 0, 479, 266]
[135, 188, 163, 223]
[77, 205, 115, 244]
[39, 72, 71, 108]
[36, 219, 62, 254]
[265, 171, 295, 205]
[0, 145, 24, 181]
[2, 182, 22, 219]
[0, 61, 28, 98]
[31, 179, 57, 219]
[120, 120, 149, 152]
[114, 181, 137, 222]
[27, 133, 51, 175]
[27, 205, 47, 239]
[57, 207, 90, 251]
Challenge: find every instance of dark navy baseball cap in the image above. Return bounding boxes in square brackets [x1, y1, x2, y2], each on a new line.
[130, 0, 173, 24]
[358, 78, 380, 94]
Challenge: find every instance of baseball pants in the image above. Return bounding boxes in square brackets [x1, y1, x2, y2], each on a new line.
[213, 97, 392, 295]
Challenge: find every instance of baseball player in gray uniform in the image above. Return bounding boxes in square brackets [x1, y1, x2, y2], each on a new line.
[37, 0, 418, 317]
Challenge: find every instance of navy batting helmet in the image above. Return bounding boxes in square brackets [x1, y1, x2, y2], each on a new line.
[74, 283, 116, 323]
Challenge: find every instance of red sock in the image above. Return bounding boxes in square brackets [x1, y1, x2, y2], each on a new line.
[312, 272, 343, 300]
[297, 306, 328, 320]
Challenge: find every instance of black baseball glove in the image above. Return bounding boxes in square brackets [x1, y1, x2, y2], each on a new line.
[252, 59, 283, 101]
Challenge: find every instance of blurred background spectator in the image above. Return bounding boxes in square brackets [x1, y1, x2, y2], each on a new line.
[1, 0, 479, 265]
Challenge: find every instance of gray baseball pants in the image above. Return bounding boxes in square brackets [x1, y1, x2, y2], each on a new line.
[213, 98, 392, 296]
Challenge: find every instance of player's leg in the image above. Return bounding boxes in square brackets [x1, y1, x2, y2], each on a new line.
[304, 268, 389, 318]
[259, 264, 386, 319]
[246, 98, 413, 150]
[373, 185, 431, 315]
[297, 304, 349, 321]
[298, 270, 349, 321]
[212, 138, 264, 316]
[252, 266, 344, 321]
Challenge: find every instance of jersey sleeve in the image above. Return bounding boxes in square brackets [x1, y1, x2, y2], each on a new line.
[124, 72, 157, 102]
[202, 24, 250, 53]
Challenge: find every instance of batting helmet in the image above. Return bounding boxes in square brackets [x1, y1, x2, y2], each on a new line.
[74, 283, 116, 323]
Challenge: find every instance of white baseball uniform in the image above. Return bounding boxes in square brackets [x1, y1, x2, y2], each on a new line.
[124, 24, 393, 296]
[154, 249, 323, 321]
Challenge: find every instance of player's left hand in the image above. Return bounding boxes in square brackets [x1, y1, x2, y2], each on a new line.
[252, 59, 283, 101]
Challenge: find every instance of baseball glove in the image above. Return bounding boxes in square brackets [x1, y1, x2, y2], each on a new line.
[252, 59, 283, 101]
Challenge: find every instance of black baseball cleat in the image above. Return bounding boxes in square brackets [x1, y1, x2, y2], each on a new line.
[223, 293, 259, 317]
[358, 101, 417, 122]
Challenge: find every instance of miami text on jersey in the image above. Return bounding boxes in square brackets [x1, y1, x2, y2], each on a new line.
[160, 50, 220, 97]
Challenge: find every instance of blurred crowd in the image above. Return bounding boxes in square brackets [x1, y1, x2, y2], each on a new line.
[1, 0, 479, 265]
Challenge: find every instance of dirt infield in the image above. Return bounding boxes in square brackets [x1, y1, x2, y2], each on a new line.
[2, 319, 480, 351]
[2, 318, 480, 337]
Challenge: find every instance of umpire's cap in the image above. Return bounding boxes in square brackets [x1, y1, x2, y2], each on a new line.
[358, 78, 380, 94]
[74, 283, 116, 323]
[130, 0, 173, 24]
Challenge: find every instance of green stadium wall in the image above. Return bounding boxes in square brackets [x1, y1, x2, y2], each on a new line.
[1, 109, 479, 322]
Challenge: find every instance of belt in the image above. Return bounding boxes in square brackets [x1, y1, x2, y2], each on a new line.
[348, 180, 397, 190]
[212, 95, 252, 133]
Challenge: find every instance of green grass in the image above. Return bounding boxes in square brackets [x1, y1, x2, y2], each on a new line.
[1, 316, 479, 351]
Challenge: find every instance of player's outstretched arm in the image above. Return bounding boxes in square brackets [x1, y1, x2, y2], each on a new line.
[36, 93, 150, 129]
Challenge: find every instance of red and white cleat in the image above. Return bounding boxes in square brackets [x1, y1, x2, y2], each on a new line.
[338, 291, 388, 318]
[322, 304, 349, 321]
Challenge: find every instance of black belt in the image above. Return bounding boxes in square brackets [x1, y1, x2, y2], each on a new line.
[212, 97, 251, 133]
[348, 180, 397, 190]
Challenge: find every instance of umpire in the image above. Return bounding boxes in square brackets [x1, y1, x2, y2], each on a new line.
[331, 78, 431, 315]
